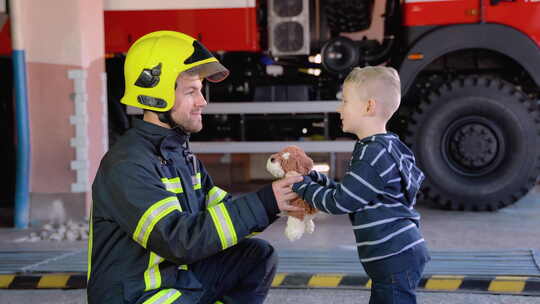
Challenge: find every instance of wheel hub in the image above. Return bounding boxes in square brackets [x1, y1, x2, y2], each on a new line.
[450, 123, 498, 169]
[443, 116, 505, 176]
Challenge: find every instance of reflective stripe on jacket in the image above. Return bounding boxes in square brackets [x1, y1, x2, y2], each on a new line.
[87, 119, 271, 304]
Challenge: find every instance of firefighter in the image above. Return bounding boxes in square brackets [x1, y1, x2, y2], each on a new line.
[87, 30, 304, 304]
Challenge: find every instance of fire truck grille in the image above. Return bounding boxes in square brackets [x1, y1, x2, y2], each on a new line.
[274, 22, 304, 53]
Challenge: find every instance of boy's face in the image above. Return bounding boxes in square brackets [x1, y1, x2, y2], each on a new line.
[338, 82, 369, 135]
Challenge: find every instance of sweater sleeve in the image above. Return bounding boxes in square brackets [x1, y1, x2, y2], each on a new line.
[308, 170, 338, 188]
[292, 160, 385, 214]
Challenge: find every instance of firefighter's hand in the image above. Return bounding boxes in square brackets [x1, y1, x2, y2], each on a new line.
[272, 175, 305, 213]
[285, 171, 301, 177]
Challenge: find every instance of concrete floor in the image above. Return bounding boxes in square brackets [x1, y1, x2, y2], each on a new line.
[0, 186, 538, 304]
[266, 289, 540, 304]
[257, 185, 540, 252]
[1, 288, 539, 304]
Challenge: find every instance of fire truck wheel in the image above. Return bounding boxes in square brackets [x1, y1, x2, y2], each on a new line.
[405, 76, 540, 211]
[325, 0, 374, 34]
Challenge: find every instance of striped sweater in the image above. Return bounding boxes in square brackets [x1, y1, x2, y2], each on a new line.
[292, 133, 426, 263]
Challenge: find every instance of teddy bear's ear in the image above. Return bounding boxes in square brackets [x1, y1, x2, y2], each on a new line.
[292, 148, 313, 175]
[279, 151, 293, 172]
[300, 153, 314, 174]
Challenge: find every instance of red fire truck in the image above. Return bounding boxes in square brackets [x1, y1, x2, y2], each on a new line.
[1, 0, 539, 211]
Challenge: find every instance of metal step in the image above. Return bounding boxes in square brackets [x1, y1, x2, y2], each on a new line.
[277, 249, 540, 277]
[1, 248, 539, 277]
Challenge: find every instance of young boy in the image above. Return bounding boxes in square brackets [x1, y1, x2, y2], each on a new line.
[292, 66, 430, 304]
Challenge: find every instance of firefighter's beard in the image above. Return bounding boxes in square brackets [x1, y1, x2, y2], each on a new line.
[170, 111, 203, 134]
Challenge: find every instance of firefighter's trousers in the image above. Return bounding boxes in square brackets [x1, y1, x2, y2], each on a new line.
[190, 238, 278, 304]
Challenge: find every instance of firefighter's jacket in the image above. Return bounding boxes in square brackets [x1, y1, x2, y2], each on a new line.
[88, 119, 275, 304]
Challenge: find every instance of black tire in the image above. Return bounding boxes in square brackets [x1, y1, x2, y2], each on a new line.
[325, 0, 374, 35]
[405, 76, 540, 211]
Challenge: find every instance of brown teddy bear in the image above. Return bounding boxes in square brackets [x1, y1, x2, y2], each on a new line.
[266, 145, 320, 241]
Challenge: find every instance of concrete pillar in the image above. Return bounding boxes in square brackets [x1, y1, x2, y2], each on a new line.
[19, 0, 107, 225]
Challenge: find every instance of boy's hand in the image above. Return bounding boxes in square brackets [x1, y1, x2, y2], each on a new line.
[308, 170, 325, 184]
[272, 175, 305, 213]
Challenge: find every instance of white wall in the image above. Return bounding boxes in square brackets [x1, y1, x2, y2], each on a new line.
[22, 0, 103, 67]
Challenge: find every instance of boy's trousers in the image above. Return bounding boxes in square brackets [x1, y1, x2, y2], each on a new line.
[363, 243, 430, 304]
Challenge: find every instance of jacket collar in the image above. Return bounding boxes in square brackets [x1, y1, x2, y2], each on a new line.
[357, 132, 398, 145]
[132, 119, 189, 160]
[353, 132, 399, 155]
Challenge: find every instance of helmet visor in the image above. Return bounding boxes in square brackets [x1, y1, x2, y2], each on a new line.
[189, 61, 230, 83]
[183, 40, 229, 83]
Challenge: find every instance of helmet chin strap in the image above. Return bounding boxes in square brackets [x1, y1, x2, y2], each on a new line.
[157, 111, 190, 135]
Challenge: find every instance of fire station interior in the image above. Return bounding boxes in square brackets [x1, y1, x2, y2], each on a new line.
[1, 0, 539, 226]
[1, 2, 540, 302]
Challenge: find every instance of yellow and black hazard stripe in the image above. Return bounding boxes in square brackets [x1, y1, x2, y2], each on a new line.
[2, 273, 540, 294]
[0, 274, 86, 289]
[270, 273, 540, 295]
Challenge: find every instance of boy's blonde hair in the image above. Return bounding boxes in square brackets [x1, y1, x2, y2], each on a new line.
[344, 66, 401, 120]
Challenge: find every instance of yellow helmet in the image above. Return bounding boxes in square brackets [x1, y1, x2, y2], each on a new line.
[121, 30, 229, 112]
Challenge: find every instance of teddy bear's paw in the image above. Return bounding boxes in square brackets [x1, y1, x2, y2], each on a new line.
[285, 217, 305, 241]
[305, 219, 315, 234]
[285, 227, 304, 241]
